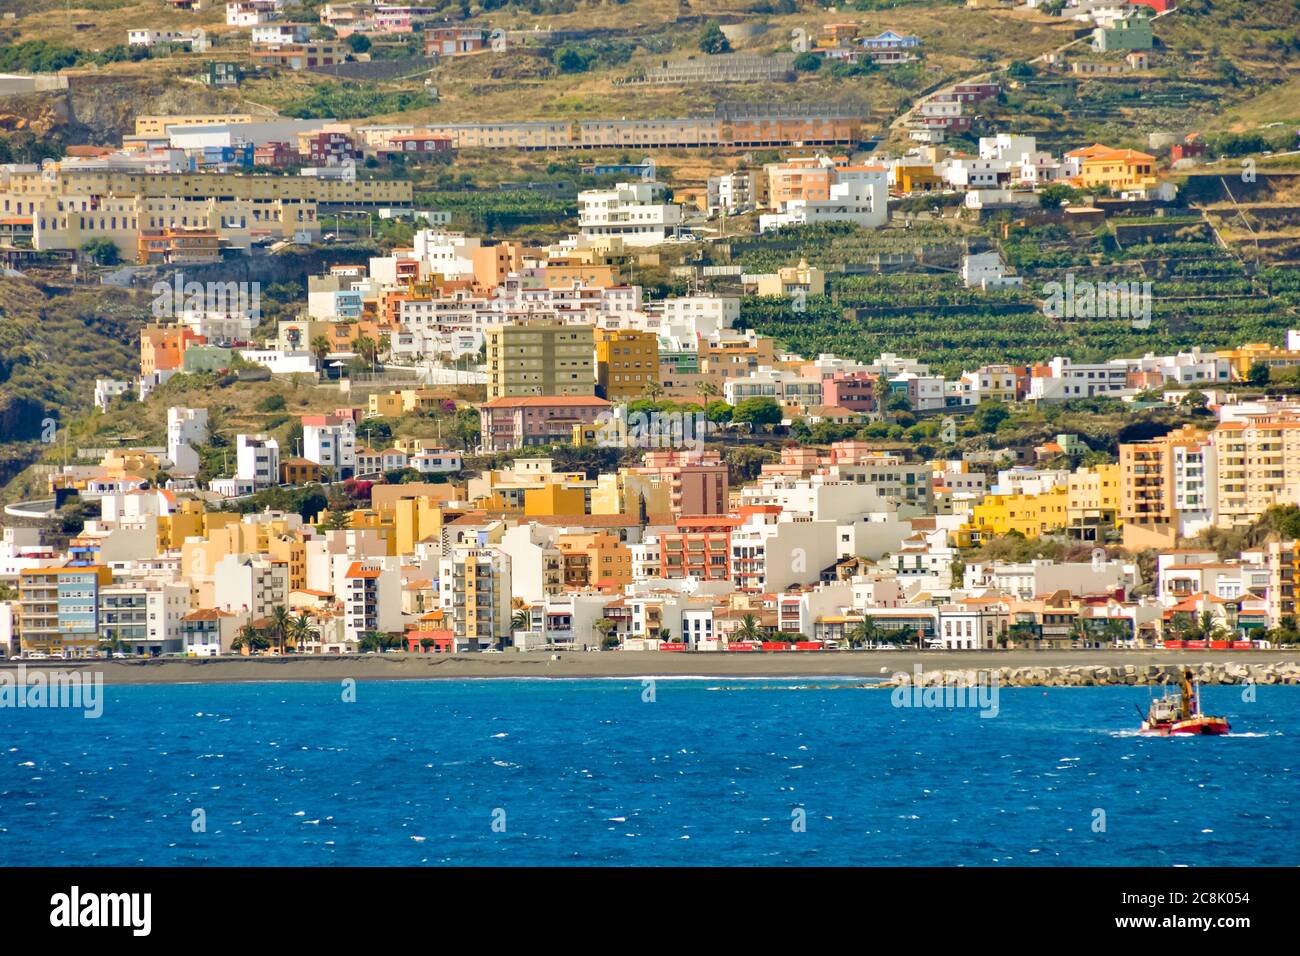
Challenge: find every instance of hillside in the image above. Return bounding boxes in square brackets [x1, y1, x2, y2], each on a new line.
[0, 275, 153, 489]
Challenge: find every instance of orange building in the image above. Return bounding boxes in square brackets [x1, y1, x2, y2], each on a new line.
[140, 325, 206, 375]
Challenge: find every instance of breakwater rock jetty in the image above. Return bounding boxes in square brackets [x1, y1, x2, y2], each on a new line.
[877, 660, 1300, 688]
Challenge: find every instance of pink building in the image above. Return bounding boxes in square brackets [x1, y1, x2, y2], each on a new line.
[479, 396, 610, 451]
[821, 371, 877, 412]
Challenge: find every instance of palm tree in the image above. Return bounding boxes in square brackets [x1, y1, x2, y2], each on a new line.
[1102, 618, 1130, 647]
[267, 605, 293, 655]
[310, 335, 331, 363]
[847, 617, 880, 650]
[289, 614, 313, 653]
[232, 623, 269, 656]
[642, 381, 665, 402]
[735, 613, 763, 643]
[360, 631, 402, 653]
[659, 626, 673, 645]
[511, 609, 531, 634]
[695, 380, 719, 404]
[353, 335, 378, 369]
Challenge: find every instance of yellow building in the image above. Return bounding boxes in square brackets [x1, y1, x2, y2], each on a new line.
[1065, 144, 1157, 192]
[1212, 415, 1300, 528]
[20, 191, 317, 259]
[485, 321, 595, 400]
[0, 167, 411, 208]
[556, 531, 632, 587]
[890, 163, 943, 194]
[1067, 463, 1122, 537]
[594, 328, 659, 401]
[367, 388, 446, 418]
[267, 532, 309, 593]
[752, 259, 825, 298]
[18, 565, 114, 657]
[134, 114, 256, 137]
[524, 484, 587, 517]
[591, 471, 672, 518]
[958, 487, 1069, 546]
[1218, 342, 1300, 381]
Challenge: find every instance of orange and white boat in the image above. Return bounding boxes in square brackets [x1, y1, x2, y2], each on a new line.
[1138, 670, 1230, 736]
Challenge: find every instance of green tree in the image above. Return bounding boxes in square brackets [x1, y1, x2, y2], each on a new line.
[289, 614, 313, 652]
[698, 21, 730, 55]
[80, 238, 121, 266]
[231, 624, 270, 655]
[735, 613, 764, 643]
[971, 400, 1010, 434]
[793, 51, 821, 72]
[1246, 363, 1270, 386]
[267, 605, 293, 655]
[1038, 183, 1082, 209]
[705, 400, 733, 424]
[846, 617, 880, 649]
[593, 617, 618, 648]
[732, 397, 782, 429]
[347, 33, 371, 54]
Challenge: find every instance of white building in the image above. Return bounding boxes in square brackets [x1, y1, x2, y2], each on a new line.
[960, 252, 1022, 290]
[343, 560, 403, 643]
[95, 378, 132, 412]
[578, 182, 684, 247]
[730, 514, 840, 593]
[964, 558, 1140, 601]
[235, 434, 280, 488]
[167, 406, 209, 475]
[658, 295, 739, 337]
[213, 554, 289, 620]
[302, 416, 357, 478]
[760, 170, 888, 232]
[1028, 357, 1131, 402]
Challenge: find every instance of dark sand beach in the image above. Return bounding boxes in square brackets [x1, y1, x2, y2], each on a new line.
[3, 649, 1298, 684]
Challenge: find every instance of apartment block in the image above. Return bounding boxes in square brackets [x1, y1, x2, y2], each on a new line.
[18, 566, 113, 658]
[1212, 416, 1300, 528]
[595, 328, 659, 401]
[486, 322, 595, 400]
[439, 546, 511, 650]
[1119, 425, 1215, 547]
[577, 181, 683, 247]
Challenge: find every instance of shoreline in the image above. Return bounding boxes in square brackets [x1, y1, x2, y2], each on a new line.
[3, 650, 1299, 685]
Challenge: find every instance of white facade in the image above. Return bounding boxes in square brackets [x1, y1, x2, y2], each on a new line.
[235, 434, 280, 488]
[167, 406, 209, 475]
[760, 171, 888, 232]
[578, 182, 683, 247]
[1029, 358, 1131, 402]
[303, 418, 357, 477]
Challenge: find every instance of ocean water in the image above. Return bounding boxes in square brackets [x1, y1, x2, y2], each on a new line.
[0, 678, 1294, 866]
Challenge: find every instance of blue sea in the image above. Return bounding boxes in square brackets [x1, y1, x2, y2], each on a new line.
[0, 679, 1294, 866]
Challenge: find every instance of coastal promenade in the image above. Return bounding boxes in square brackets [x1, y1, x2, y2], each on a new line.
[4, 649, 1298, 684]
